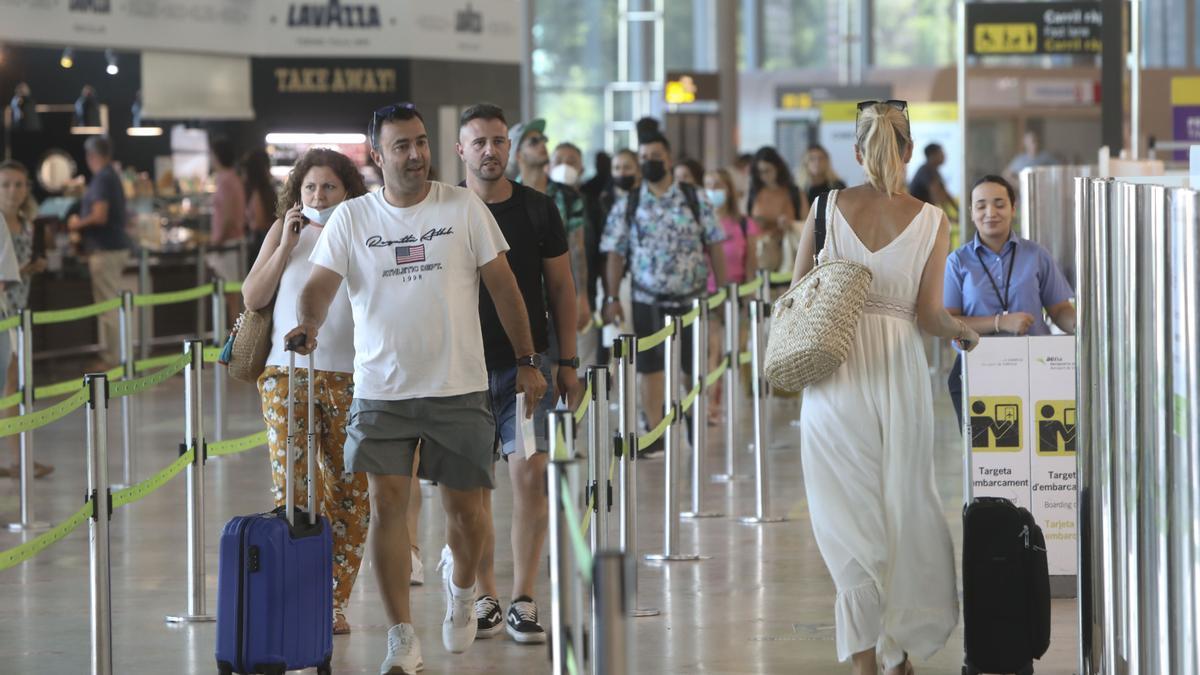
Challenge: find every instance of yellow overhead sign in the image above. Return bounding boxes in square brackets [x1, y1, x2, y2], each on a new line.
[779, 92, 814, 110]
[1171, 77, 1200, 106]
[973, 23, 1038, 54]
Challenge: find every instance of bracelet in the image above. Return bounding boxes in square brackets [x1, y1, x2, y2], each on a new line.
[604, 295, 619, 304]
[994, 314, 1001, 334]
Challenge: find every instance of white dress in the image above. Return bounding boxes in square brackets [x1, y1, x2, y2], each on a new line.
[799, 191, 958, 666]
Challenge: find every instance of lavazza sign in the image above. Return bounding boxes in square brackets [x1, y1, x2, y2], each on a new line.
[286, 0, 382, 28]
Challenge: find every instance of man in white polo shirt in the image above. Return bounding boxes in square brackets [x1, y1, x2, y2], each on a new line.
[287, 103, 545, 675]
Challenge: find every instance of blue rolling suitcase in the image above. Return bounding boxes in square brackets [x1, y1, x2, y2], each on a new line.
[216, 347, 334, 675]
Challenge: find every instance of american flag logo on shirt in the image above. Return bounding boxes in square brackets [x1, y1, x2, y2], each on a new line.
[395, 245, 426, 264]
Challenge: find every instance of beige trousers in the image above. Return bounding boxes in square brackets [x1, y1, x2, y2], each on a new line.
[87, 249, 127, 365]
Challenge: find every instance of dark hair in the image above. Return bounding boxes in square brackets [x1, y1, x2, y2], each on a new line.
[924, 143, 944, 160]
[83, 135, 113, 159]
[747, 146, 797, 213]
[593, 151, 612, 176]
[613, 148, 638, 164]
[369, 103, 424, 150]
[972, 174, 1016, 205]
[554, 141, 582, 157]
[459, 103, 507, 130]
[277, 148, 368, 217]
[209, 136, 235, 168]
[676, 158, 704, 185]
[240, 148, 276, 225]
[734, 153, 753, 167]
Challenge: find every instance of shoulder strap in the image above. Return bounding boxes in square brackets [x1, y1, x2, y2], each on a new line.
[624, 187, 640, 229]
[739, 216, 748, 239]
[678, 182, 707, 247]
[814, 191, 828, 255]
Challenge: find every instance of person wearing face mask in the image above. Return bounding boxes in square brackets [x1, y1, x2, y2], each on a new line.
[600, 118, 728, 453]
[701, 168, 758, 424]
[509, 121, 590, 379]
[241, 148, 371, 636]
[944, 174, 1075, 427]
[0, 161, 46, 479]
[550, 141, 602, 370]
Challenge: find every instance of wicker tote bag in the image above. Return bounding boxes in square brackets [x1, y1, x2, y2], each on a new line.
[764, 190, 873, 392]
[222, 307, 273, 384]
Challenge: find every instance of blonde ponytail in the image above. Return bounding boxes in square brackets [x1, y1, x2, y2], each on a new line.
[856, 104, 911, 196]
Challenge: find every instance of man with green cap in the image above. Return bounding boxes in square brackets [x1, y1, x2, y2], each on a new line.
[508, 119, 591, 371]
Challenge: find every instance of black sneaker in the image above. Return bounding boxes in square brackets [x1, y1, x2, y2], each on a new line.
[505, 596, 546, 644]
[475, 595, 504, 638]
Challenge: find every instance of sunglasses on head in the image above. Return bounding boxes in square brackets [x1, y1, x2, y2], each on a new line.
[856, 99, 909, 124]
[370, 102, 418, 146]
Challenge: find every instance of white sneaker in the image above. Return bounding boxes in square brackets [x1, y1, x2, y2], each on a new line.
[380, 623, 423, 674]
[438, 546, 477, 653]
[410, 549, 424, 586]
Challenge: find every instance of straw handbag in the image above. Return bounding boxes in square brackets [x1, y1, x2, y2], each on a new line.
[764, 190, 872, 392]
[221, 307, 273, 384]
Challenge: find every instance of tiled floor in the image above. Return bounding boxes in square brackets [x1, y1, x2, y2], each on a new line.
[0, 367, 1080, 674]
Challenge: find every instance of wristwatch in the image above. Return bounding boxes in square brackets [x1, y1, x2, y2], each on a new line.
[604, 295, 620, 305]
[517, 354, 542, 369]
[558, 356, 580, 368]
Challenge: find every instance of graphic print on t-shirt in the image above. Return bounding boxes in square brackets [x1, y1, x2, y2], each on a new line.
[371, 227, 455, 281]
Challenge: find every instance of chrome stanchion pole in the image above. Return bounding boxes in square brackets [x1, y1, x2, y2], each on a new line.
[211, 278, 227, 441]
[740, 300, 786, 524]
[587, 365, 611, 552]
[593, 551, 631, 675]
[7, 309, 47, 532]
[614, 334, 658, 617]
[713, 283, 743, 483]
[548, 411, 576, 675]
[195, 244, 207, 338]
[165, 340, 214, 623]
[646, 315, 702, 562]
[85, 372, 112, 675]
[138, 248, 149, 360]
[115, 291, 135, 488]
[683, 297, 721, 519]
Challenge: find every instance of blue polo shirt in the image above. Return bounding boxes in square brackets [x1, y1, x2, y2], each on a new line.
[943, 231, 1073, 336]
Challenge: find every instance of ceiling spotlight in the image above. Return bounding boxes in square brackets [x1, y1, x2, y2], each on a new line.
[105, 49, 118, 75]
[60, 47, 74, 69]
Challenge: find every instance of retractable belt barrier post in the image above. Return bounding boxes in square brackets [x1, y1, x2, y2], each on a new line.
[592, 551, 631, 675]
[7, 309, 47, 532]
[85, 372, 112, 675]
[647, 315, 702, 562]
[117, 291, 135, 488]
[740, 300, 785, 524]
[683, 297, 721, 519]
[137, 249, 150, 360]
[548, 411, 579, 675]
[614, 334, 658, 617]
[211, 279, 227, 441]
[165, 340, 214, 624]
[713, 281, 742, 483]
[586, 366, 611, 552]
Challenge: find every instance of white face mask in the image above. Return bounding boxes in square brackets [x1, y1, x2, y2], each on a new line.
[705, 189, 727, 208]
[301, 204, 338, 225]
[549, 163, 580, 186]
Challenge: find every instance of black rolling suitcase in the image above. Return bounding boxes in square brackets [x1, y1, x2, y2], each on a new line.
[961, 496, 1052, 675]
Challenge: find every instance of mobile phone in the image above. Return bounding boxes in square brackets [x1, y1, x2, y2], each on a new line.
[285, 333, 308, 351]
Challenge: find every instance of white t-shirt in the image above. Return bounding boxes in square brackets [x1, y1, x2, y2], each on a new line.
[265, 223, 355, 373]
[309, 183, 509, 400]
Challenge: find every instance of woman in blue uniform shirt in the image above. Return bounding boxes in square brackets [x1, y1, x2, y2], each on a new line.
[944, 175, 1076, 426]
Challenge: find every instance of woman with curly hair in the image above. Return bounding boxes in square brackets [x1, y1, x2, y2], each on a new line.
[241, 148, 369, 635]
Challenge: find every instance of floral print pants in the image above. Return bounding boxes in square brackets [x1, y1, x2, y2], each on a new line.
[258, 366, 369, 612]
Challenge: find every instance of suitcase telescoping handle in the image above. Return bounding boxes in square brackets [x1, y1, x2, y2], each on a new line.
[285, 333, 317, 528]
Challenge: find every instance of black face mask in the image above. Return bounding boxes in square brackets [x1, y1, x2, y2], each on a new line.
[613, 175, 636, 191]
[640, 159, 667, 183]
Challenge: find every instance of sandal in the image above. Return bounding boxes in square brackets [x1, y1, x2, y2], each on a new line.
[882, 653, 913, 675]
[333, 611, 351, 635]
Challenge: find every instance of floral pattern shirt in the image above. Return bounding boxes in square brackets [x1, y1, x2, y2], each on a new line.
[600, 182, 725, 304]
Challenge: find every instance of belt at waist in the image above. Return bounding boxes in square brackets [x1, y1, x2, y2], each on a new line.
[862, 294, 916, 321]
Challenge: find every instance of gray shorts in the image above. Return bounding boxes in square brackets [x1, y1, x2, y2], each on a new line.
[344, 392, 496, 490]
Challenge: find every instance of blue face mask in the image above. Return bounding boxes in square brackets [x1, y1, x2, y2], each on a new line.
[705, 189, 727, 208]
[301, 204, 338, 225]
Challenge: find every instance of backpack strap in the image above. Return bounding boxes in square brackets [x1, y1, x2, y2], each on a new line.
[678, 182, 706, 247]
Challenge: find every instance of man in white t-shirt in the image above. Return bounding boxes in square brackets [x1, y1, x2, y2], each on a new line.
[287, 103, 546, 675]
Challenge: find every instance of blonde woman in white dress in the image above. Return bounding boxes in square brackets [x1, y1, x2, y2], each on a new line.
[789, 101, 980, 675]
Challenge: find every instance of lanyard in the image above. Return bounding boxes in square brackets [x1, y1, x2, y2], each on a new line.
[975, 243, 1017, 313]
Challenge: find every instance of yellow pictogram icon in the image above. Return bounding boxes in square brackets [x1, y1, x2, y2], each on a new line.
[974, 22, 1038, 54]
[968, 396, 1024, 452]
[1035, 400, 1076, 456]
